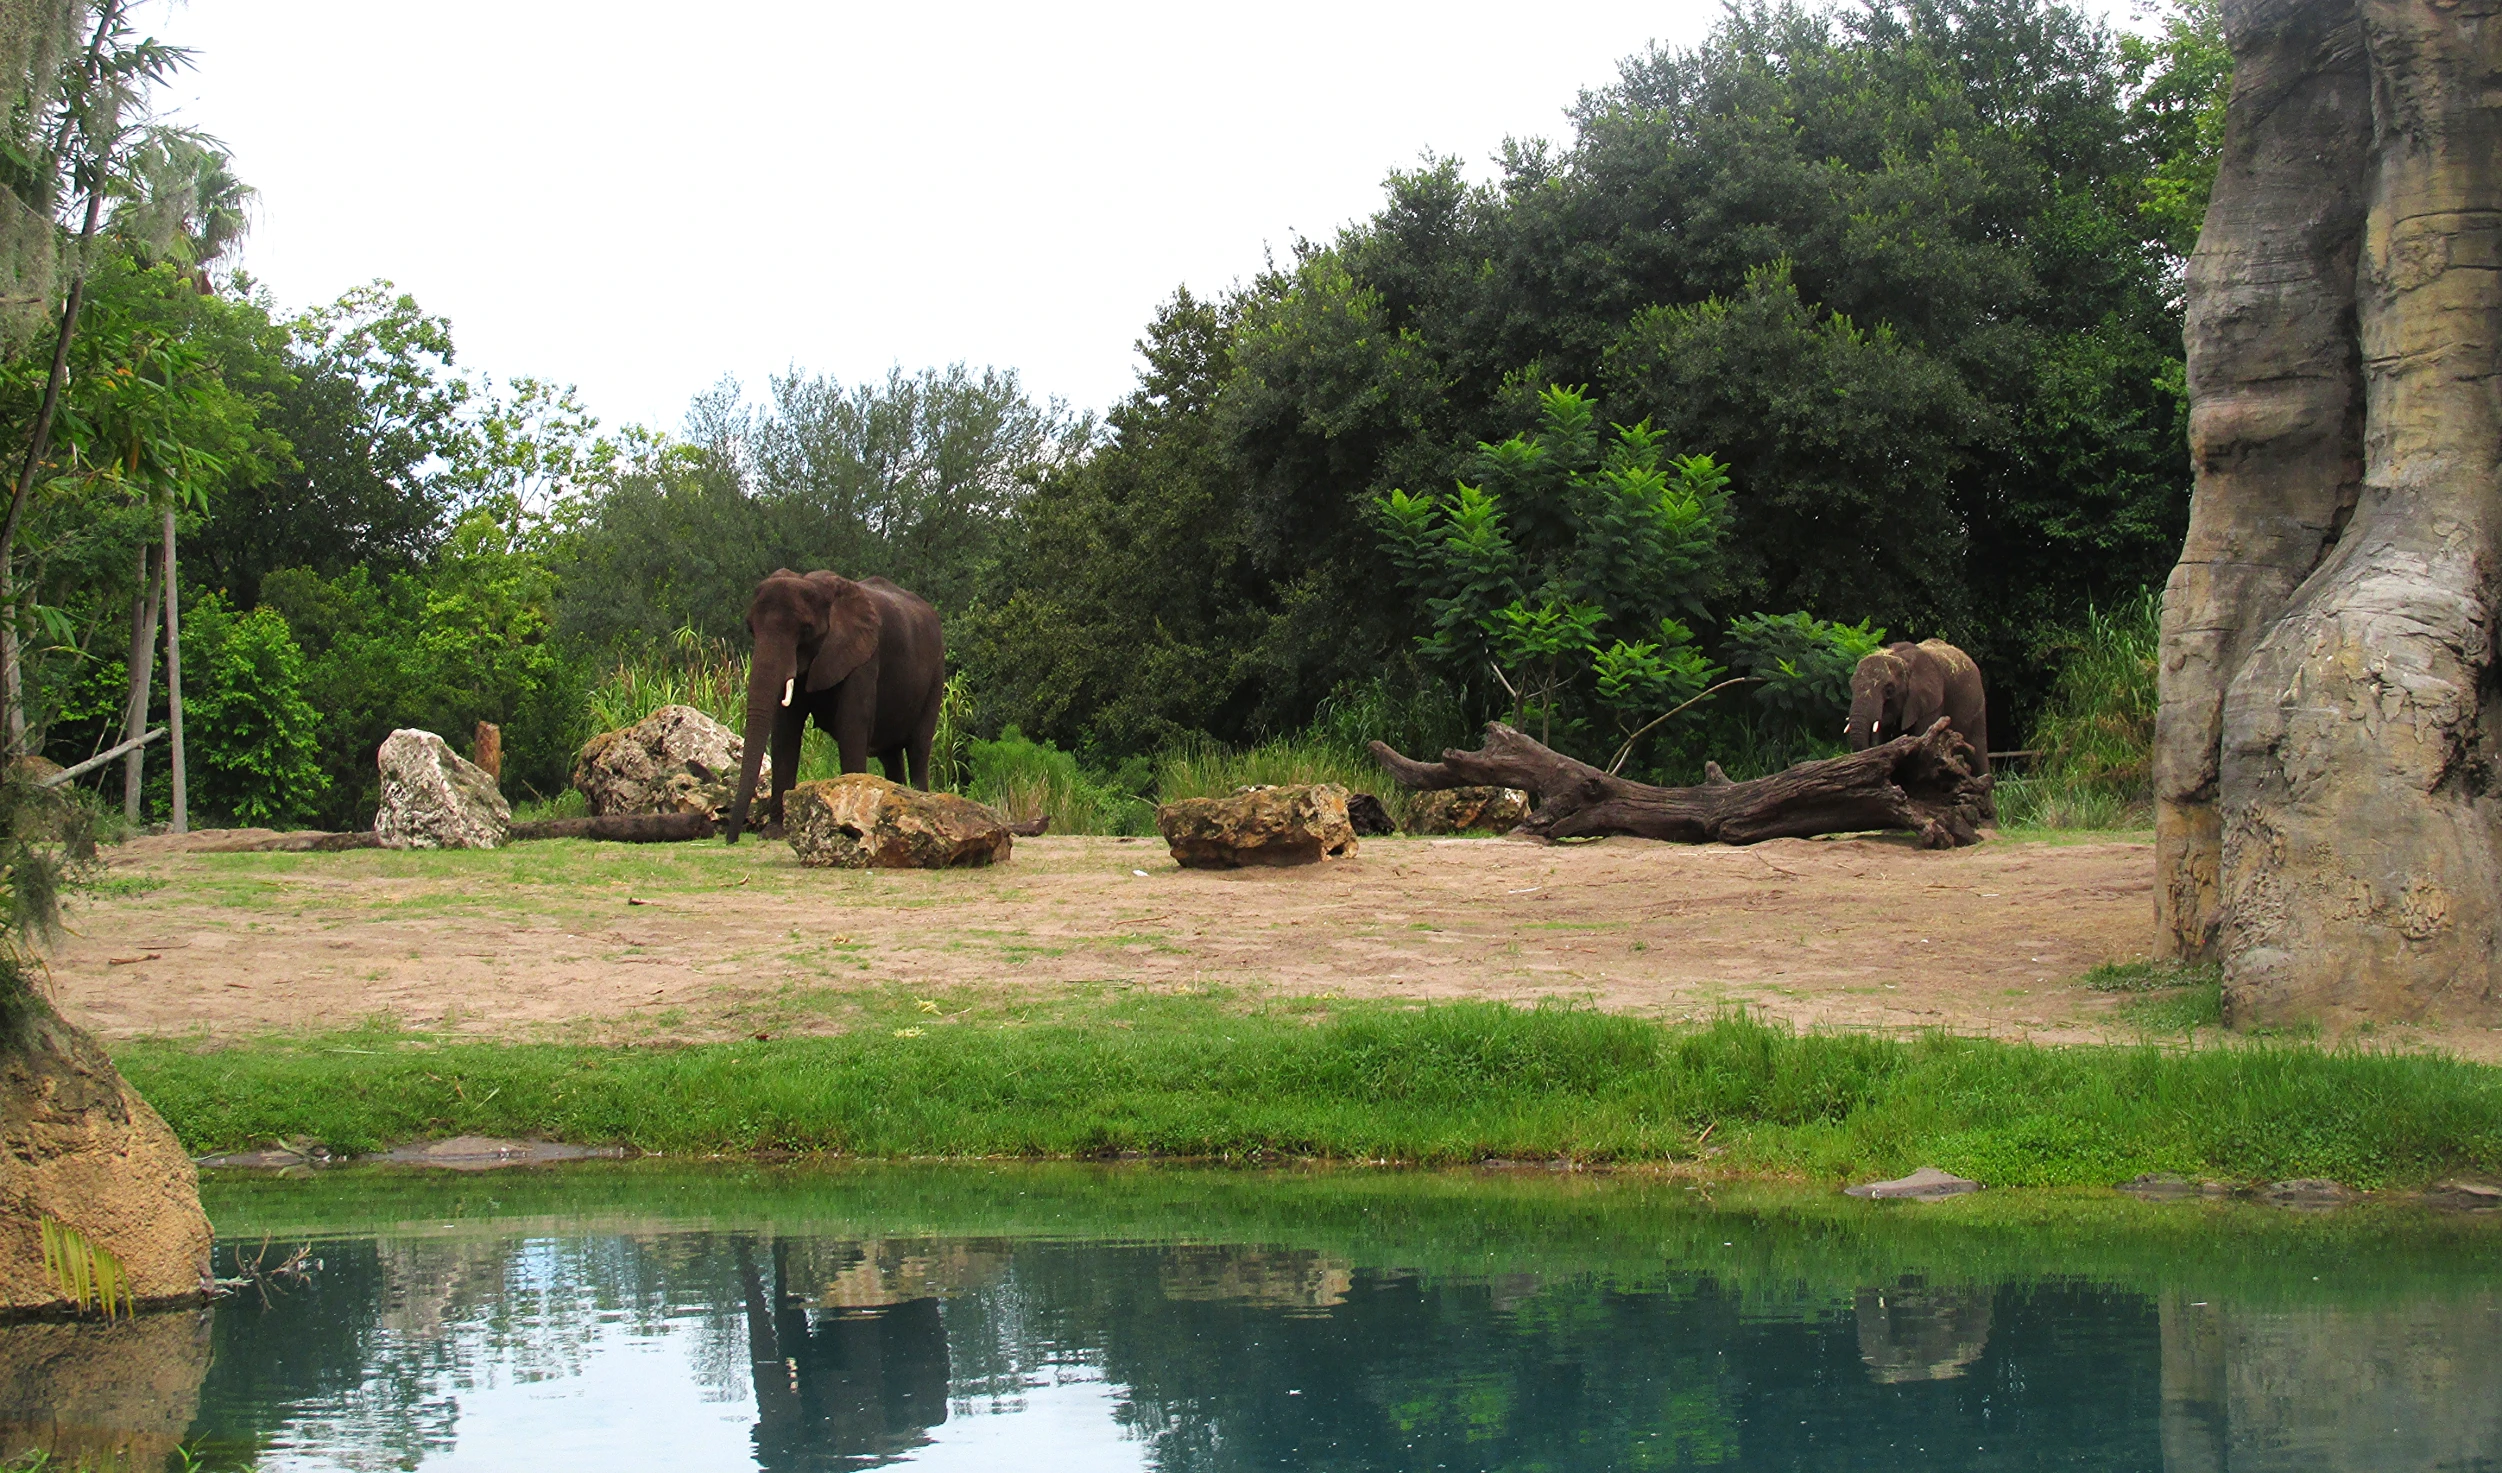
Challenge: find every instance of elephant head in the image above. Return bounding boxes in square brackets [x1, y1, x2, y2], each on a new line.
[724, 569, 882, 842]
[1845, 646, 1931, 750]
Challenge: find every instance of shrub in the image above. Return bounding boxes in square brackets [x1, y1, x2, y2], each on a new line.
[180, 595, 329, 827]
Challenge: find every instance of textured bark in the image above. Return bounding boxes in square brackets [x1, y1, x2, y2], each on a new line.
[1370, 720, 1991, 848]
[509, 812, 715, 843]
[2159, 0, 2502, 1027]
[2156, 0, 2373, 959]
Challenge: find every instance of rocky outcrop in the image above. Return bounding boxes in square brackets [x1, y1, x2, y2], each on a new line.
[1, 994, 213, 1316]
[1402, 785, 1531, 835]
[1157, 784, 1360, 869]
[784, 775, 1013, 869]
[1844, 1166, 1980, 1201]
[374, 729, 509, 850]
[2155, 0, 2502, 1029]
[573, 705, 744, 821]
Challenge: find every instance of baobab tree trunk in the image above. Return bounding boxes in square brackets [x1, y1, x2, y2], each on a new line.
[2155, 0, 2502, 1029]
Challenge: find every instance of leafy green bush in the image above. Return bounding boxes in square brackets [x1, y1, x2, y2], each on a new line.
[1721, 611, 1888, 729]
[180, 595, 328, 827]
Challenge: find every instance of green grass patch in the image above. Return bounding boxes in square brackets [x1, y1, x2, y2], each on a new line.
[115, 1000, 2502, 1189]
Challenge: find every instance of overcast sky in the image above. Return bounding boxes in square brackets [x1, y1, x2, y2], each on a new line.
[152, 1, 2131, 434]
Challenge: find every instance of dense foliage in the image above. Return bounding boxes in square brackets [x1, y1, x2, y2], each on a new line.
[0, 0, 2222, 828]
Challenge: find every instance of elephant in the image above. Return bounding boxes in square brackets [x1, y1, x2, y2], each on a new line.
[1844, 639, 1991, 779]
[724, 569, 946, 842]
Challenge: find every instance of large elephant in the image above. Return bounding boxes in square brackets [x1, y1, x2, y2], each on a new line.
[1844, 639, 1991, 778]
[724, 569, 946, 842]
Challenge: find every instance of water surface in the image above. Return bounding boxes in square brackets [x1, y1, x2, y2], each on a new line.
[6, 1163, 2498, 1471]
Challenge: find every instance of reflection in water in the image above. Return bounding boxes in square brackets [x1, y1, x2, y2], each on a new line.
[0, 1309, 213, 1469]
[2161, 1291, 2502, 1473]
[1855, 1279, 1995, 1383]
[2, 1170, 2498, 1472]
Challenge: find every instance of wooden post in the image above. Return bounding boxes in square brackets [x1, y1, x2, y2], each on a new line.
[161, 506, 185, 834]
[473, 721, 502, 783]
[121, 543, 161, 823]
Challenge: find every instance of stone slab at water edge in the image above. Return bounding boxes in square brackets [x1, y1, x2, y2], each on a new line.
[784, 774, 1013, 869]
[1157, 784, 1360, 869]
[374, 729, 510, 850]
[573, 704, 744, 821]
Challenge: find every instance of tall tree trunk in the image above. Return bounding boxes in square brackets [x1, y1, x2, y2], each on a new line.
[2153, 0, 2372, 962]
[161, 507, 184, 835]
[2157, 0, 2502, 1029]
[120, 542, 160, 823]
[0, 185, 108, 757]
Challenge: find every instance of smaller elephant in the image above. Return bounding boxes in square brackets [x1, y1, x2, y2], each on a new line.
[1845, 639, 1991, 779]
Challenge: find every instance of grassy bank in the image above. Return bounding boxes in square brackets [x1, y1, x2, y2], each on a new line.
[118, 1000, 2502, 1189]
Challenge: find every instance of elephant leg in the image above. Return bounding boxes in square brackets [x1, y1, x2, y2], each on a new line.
[906, 739, 931, 790]
[766, 707, 805, 833]
[878, 745, 907, 784]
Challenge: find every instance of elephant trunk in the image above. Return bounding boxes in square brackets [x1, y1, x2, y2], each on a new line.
[1844, 692, 1881, 751]
[724, 647, 793, 843]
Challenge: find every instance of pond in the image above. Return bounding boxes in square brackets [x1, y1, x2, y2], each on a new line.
[5, 1163, 2499, 1471]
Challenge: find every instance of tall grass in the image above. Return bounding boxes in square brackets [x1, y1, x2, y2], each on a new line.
[965, 727, 1155, 835]
[121, 1002, 2502, 1187]
[584, 629, 747, 734]
[1997, 590, 2158, 830]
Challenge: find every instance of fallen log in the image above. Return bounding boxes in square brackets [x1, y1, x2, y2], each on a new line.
[508, 811, 716, 843]
[1370, 718, 1992, 848]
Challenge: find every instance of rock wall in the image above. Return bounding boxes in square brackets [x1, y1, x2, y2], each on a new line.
[2155, 0, 2502, 1028]
[1, 993, 213, 1315]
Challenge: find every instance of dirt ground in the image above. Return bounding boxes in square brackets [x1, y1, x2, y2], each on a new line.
[38, 828, 2499, 1059]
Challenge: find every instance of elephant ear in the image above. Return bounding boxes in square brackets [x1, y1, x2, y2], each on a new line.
[805, 576, 881, 692]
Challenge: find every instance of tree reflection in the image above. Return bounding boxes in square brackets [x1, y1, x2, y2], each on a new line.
[737, 1239, 951, 1471]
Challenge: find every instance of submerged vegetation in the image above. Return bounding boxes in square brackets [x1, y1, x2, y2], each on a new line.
[119, 1002, 2502, 1189]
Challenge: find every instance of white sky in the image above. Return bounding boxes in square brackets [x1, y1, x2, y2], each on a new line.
[151, 1, 2134, 435]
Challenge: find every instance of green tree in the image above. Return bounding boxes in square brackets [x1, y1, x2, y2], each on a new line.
[178, 594, 324, 826]
[190, 281, 471, 606]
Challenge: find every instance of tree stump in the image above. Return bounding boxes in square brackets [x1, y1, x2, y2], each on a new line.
[1370, 720, 1990, 848]
[2155, 0, 2502, 1029]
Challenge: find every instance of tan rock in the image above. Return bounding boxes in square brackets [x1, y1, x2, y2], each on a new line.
[1156, 783, 1359, 869]
[374, 729, 509, 850]
[1, 995, 213, 1315]
[1403, 785, 1531, 835]
[784, 774, 1012, 869]
[573, 704, 745, 821]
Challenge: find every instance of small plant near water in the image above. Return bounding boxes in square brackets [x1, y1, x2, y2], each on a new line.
[38, 1217, 133, 1319]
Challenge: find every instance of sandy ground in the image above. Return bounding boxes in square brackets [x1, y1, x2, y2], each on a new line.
[39, 829, 2499, 1058]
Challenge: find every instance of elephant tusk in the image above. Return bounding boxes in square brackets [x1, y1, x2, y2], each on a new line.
[782, 677, 795, 708]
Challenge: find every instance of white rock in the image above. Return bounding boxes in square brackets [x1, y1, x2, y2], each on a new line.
[572, 704, 745, 819]
[375, 729, 511, 850]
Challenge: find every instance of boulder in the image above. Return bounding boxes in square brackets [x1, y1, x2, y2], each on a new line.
[573, 705, 744, 820]
[1345, 791, 1397, 836]
[1157, 783, 1360, 869]
[784, 774, 1012, 869]
[2, 995, 213, 1315]
[1844, 1166, 1980, 1201]
[374, 728, 510, 850]
[1402, 785, 1530, 835]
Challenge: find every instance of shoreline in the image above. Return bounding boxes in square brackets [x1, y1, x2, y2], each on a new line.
[115, 998, 2502, 1193]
